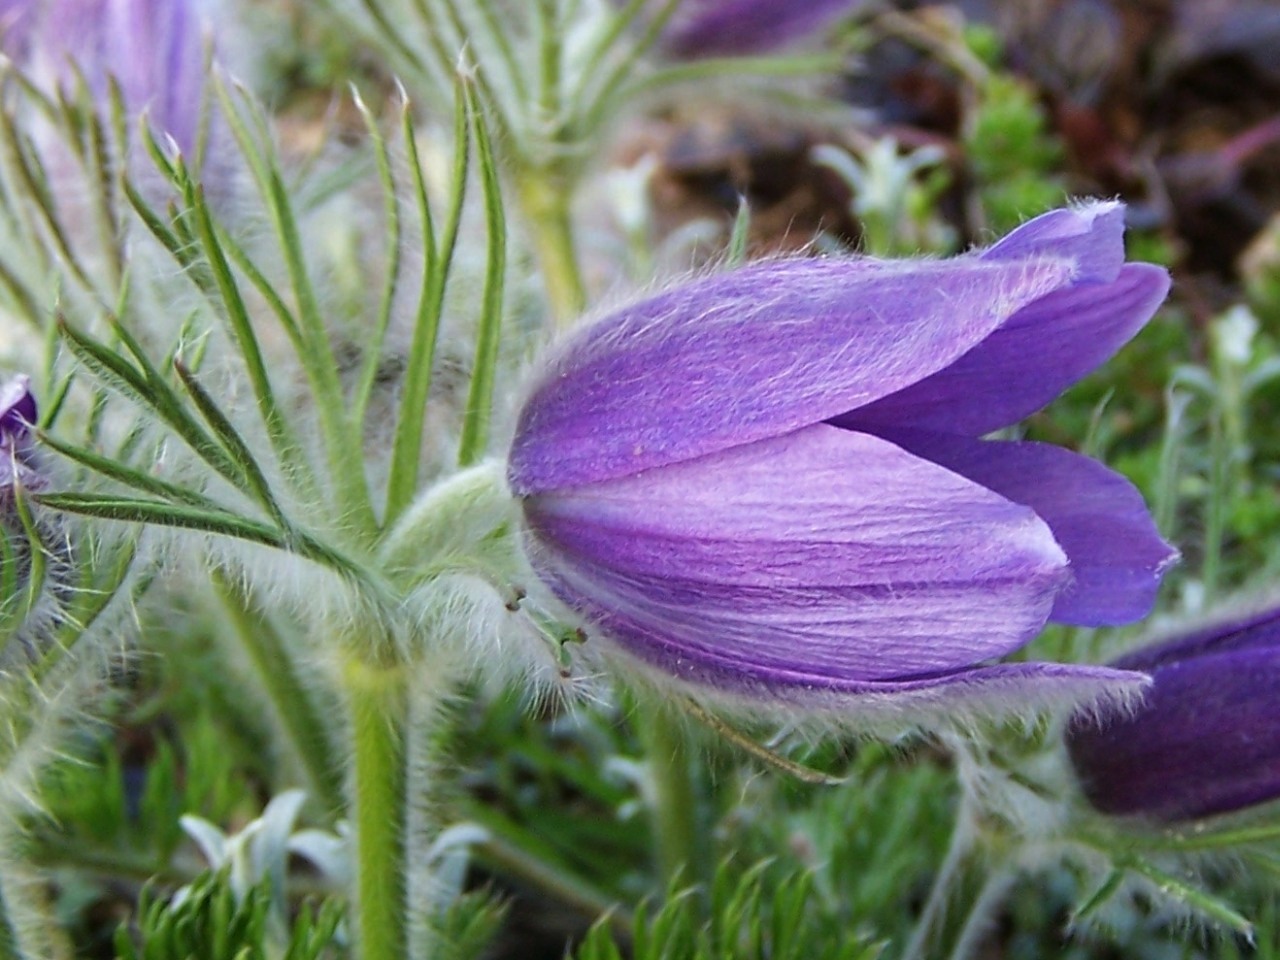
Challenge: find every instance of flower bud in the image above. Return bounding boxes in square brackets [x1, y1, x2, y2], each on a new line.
[1068, 606, 1280, 821]
[4, 0, 208, 158]
[508, 202, 1175, 715]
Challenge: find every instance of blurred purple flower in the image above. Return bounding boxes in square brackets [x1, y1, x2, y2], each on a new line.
[4, 0, 206, 156]
[508, 201, 1176, 709]
[0, 0, 36, 54]
[657, 0, 862, 58]
[1068, 606, 1280, 821]
[0, 375, 39, 494]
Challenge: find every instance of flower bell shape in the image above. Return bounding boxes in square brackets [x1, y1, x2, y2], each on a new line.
[508, 202, 1176, 712]
[657, 0, 858, 59]
[9, 0, 206, 157]
[1067, 606, 1280, 821]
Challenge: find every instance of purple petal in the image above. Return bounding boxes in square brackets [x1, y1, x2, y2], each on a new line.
[510, 256, 1076, 494]
[1110, 605, 1280, 671]
[980, 201, 1127, 284]
[0, 1, 35, 55]
[660, 0, 860, 59]
[28, 0, 205, 155]
[1068, 646, 1280, 820]
[0, 376, 36, 438]
[839, 263, 1170, 436]
[538, 555, 1144, 712]
[524, 424, 1069, 683]
[877, 431, 1177, 625]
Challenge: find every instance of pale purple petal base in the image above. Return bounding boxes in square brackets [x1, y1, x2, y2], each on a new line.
[524, 424, 1069, 683]
[1068, 646, 1280, 820]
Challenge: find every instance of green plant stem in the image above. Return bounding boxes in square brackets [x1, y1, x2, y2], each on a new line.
[902, 812, 1007, 960]
[0, 878, 18, 960]
[1204, 414, 1227, 600]
[516, 171, 586, 328]
[345, 657, 410, 960]
[640, 705, 711, 902]
[213, 570, 345, 816]
[474, 835, 635, 939]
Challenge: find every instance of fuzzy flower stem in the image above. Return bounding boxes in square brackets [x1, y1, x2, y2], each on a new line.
[214, 570, 345, 816]
[903, 805, 1009, 960]
[641, 704, 712, 903]
[345, 656, 410, 959]
[516, 171, 587, 328]
[0, 881, 17, 960]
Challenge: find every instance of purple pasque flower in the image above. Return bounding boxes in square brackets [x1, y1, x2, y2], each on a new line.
[0, 0, 36, 54]
[8, 0, 206, 157]
[657, 0, 860, 59]
[0, 375, 39, 494]
[1067, 605, 1280, 821]
[508, 201, 1176, 711]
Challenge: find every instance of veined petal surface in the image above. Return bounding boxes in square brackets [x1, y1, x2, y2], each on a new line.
[841, 263, 1170, 436]
[537, 549, 1143, 713]
[878, 431, 1178, 625]
[510, 257, 1074, 494]
[523, 424, 1069, 682]
[980, 201, 1126, 282]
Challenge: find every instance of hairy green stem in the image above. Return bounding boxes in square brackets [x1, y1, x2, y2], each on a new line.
[516, 172, 586, 328]
[902, 809, 1008, 960]
[0, 878, 18, 960]
[345, 657, 410, 959]
[641, 706, 712, 901]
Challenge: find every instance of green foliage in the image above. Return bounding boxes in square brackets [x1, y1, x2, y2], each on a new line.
[964, 66, 1065, 233]
[425, 890, 507, 960]
[730, 743, 955, 949]
[35, 703, 258, 873]
[113, 871, 343, 960]
[451, 687, 650, 904]
[574, 860, 881, 960]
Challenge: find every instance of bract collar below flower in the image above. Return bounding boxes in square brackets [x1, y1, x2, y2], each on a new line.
[1068, 606, 1280, 821]
[509, 202, 1176, 711]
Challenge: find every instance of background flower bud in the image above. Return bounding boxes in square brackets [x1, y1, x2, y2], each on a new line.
[1068, 606, 1280, 821]
[5, 0, 208, 158]
[656, 0, 861, 59]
